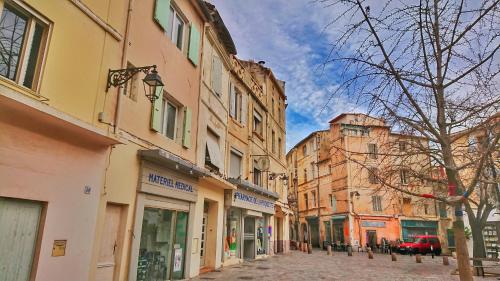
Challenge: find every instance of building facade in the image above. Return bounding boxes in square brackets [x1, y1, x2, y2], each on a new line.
[0, 0, 289, 281]
[287, 113, 441, 251]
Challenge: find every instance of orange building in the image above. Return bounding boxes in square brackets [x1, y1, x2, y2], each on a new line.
[287, 113, 440, 250]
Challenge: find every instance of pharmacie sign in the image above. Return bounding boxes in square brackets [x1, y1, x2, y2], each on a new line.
[227, 189, 275, 214]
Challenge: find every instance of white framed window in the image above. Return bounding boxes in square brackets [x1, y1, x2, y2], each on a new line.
[162, 99, 178, 140]
[0, 1, 49, 91]
[166, 6, 185, 50]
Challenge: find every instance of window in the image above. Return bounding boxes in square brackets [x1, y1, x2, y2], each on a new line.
[330, 194, 337, 212]
[0, 2, 48, 90]
[205, 129, 222, 170]
[311, 191, 316, 207]
[229, 83, 241, 120]
[253, 110, 263, 135]
[360, 129, 369, 136]
[253, 160, 262, 187]
[278, 137, 282, 158]
[304, 168, 307, 182]
[229, 149, 242, 179]
[271, 98, 275, 115]
[303, 144, 308, 156]
[278, 102, 282, 123]
[211, 55, 222, 95]
[304, 193, 309, 210]
[311, 162, 315, 179]
[166, 6, 184, 50]
[124, 62, 138, 101]
[272, 130, 276, 153]
[368, 167, 379, 184]
[162, 99, 178, 140]
[399, 141, 407, 152]
[424, 204, 429, 215]
[439, 202, 447, 218]
[368, 143, 378, 159]
[328, 164, 332, 174]
[400, 170, 409, 185]
[372, 195, 382, 211]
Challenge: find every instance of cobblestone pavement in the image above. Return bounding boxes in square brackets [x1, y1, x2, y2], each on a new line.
[191, 250, 499, 281]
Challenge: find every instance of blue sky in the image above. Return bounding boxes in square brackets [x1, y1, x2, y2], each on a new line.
[211, 0, 364, 151]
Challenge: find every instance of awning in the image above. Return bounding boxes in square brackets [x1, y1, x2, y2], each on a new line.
[139, 149, 209, 178]
[331, 215, 347, 221]
[228, 178, 279, 199]
[206, 134, 223, 169]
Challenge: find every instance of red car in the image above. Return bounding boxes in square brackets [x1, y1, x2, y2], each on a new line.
[398, 235, 442, 255]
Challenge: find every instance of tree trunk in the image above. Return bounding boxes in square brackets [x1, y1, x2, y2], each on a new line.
[453, 205, 474, 281]
[471, 222, 486, 267]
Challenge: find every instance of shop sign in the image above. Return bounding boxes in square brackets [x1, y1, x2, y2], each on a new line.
[401, 220, 438, 228]
[227, 189, 275, 214]
[141, 163, 198, 202]
[361, 221, 386, 228]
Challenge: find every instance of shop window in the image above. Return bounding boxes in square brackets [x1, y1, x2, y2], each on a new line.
[253, 110, 263, 135]
[166, 6, 185, 50]
[253, 160, 262, 187]
[162, 99, 178, 140]
[224, 208, 241, 259]
[0, 2, 48, 90]
[137, 208, 188, 281]
[372, 195, 382, 212]
[256, 216, 267, 255]
[229, 149, 242, 179]
[205, 129, 222, 171]
[368, 143, 378, 159]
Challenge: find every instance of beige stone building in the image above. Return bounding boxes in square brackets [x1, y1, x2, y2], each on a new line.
[287, 113, 441, 251]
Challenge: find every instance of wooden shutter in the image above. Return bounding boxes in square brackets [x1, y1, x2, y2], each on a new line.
[241, 93, 247, 125]
[188, 24, 200, 66]
[154, 0, 171, 31]
[182, 107, 192, 148]
[211, 56, 222, 95]
[150, 89, 163, 132]
[0, 198, 41, 281]
[229, 83, 236, 118]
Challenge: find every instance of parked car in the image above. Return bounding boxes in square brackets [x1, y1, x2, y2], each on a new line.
[398, 235, 441, 255]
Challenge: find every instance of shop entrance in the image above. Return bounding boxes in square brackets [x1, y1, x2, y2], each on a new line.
[367, 230, 377, 249]
[243, 217, 255, 260]
[275, 217, 283, 253]
[309, 220, 320, 248]
[136, 208, 188, 281]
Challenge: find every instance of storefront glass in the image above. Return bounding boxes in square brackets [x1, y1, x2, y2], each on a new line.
[256, 216, 267, 255]
[224, 208, 241, 259]
[137, 208, 188, 281]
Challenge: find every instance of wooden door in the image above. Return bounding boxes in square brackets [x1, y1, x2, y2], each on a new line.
[0, 198, 42, 281]
[95, 204, 123, 281]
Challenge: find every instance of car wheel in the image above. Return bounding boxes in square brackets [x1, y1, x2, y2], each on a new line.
[434, 249, 441, 256]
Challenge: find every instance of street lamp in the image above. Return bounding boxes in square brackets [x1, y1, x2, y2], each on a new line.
[106, 65, 164, 102]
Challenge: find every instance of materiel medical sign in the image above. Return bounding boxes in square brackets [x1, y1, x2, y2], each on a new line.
[148, 173, 194, 193]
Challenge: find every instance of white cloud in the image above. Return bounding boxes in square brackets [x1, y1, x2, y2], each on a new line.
[210, 0, 365, 149]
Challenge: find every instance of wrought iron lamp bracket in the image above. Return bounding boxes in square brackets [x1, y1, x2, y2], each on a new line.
[106, 65, 157, 92]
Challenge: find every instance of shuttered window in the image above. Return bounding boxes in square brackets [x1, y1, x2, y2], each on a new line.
[229, 149, 242, 179]
[182, 107, 192, 148]
[211, 56, 222, 95]
[188, 24, 200, 65]
[150, 89, 164, 132]
[154, 0, 171, 31]
[205, 129, 222, 170]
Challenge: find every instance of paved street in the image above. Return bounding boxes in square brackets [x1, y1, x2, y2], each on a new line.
[192, 250, 499, 281]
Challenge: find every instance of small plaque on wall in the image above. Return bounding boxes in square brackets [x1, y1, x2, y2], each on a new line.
[52, 240, 67, 257]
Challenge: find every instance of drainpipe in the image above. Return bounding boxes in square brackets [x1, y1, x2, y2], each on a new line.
[113, 0, 134, 134]
[345, 135, 355, 247]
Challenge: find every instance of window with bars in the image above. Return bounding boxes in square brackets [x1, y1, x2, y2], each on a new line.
[368, 167, 379, 184]
[368, 143, 378, 159]
[372, 195, 382, 212]
[400, 170, 409, 185]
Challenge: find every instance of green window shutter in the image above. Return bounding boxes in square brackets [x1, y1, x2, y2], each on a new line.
[188, 24, 200, 66]
[150, 89, 163, 132]
[154, 0, 171, 31]
[182, 107, 192, 148]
